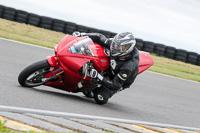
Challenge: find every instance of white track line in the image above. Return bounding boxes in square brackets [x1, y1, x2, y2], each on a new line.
[146, 71, 200, 84]
[0, 105, 200, 131]
[1, 37, 199, 84]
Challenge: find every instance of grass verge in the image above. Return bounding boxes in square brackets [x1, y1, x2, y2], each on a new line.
[0, 18, 199, 82]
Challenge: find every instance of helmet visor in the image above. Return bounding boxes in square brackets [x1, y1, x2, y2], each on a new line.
[110, 41, 132, 56]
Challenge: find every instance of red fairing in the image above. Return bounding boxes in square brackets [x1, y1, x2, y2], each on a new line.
[138, 51, 154, 74]
[90, 43, 110, 72]
[46, 56, 58, 67]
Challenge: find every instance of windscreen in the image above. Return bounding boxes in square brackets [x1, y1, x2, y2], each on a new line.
[69, 38, 95, 56]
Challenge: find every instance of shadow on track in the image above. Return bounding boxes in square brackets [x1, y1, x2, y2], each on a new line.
[17, 85, 136, 113]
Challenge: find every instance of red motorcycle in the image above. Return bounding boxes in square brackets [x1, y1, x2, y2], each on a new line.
[18, 35, 154, 104]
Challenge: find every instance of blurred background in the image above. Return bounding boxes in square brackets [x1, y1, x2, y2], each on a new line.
[0, 0, 199, 53]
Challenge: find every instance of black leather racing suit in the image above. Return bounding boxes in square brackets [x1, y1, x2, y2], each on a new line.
[83, 33, 140, 96]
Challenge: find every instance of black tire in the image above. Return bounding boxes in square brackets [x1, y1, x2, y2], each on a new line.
[0, 5, 5, 18]
[143, 41, 155, 53]
[39, 16, 53, 29]
[2, 14, 15, 21]
[135, 39, 143, 50]
[135, 42, 143, 50]
[65, 25, 76, 30]
[16, 13, 28, 18]
[28, 20, 40, 26]
[2, 7, 16, 20]
[40, 16, 53, 25]
[40, 24, 52, 30]
[27, 13, 41, 26]
[76, 25, 89, 33]
[165, 53, 175, 59]
[166, 49, 176, 54]
[15, 17, 27, 23]
[53, 23, 65, 28]
[187, 53, 198, 65]
[89, 28, 100, 33]
[175, 56, 186, 62]
[66, 21, 76, 26]
[165, 46, 176, 58]
[52, 19, 65, 27]
[155, 43, 166, 56]
[15, 10, 28, 23]
[76, 28, 88, 33]
[64, 29, 76, 34]
[18, 60, 51, 87]
[64, 22, 76, 34]
[16, 10, 28, 17]
[197, 56, 200, 66]
[187, 52, 198, 60]
[135, 38, 143, 43]
[52, 26, 64, 32]
[52, 19, 65, 32]
[187, 59, 197, 65]
[155, 43, 165, 49]
[143, 47, 154, 53]
[156, 51, 165, 56]
[175, 49, 187, 57]
[110, 32, 117, 38]
[143, 41, 155, 49]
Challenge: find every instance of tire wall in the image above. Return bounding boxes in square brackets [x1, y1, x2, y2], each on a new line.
[0, 5, 199, 66]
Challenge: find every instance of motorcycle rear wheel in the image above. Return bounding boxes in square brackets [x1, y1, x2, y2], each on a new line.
[18, 59, 52, 87]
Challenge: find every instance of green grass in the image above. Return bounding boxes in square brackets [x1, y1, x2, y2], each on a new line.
[0, 120, 36, 133]
[148, 54, 200, 82]
[0, 18, 200, 82]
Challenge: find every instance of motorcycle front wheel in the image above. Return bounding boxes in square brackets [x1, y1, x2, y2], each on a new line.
[18, 59, 52, 87]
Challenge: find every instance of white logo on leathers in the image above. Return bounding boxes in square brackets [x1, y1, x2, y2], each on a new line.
[110, 59, 116, 70]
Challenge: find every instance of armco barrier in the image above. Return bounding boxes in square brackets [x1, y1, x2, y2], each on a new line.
[0, 4, 199, 66]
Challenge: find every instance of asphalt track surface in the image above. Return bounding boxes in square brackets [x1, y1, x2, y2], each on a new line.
[0, 38, 200, 128]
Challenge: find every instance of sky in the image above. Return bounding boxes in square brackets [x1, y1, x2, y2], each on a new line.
[0, 0, 200, 53]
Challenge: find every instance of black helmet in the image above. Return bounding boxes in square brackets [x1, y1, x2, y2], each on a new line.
[110, 32, 136, 56]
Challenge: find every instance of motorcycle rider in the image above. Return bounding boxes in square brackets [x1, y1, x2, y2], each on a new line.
[72, 31, 140, 104]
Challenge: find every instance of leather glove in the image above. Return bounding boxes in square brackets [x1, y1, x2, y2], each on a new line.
[72, 31, 81, 36]
[89, 68, 103, 81]
[72, 31, 86, 37]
